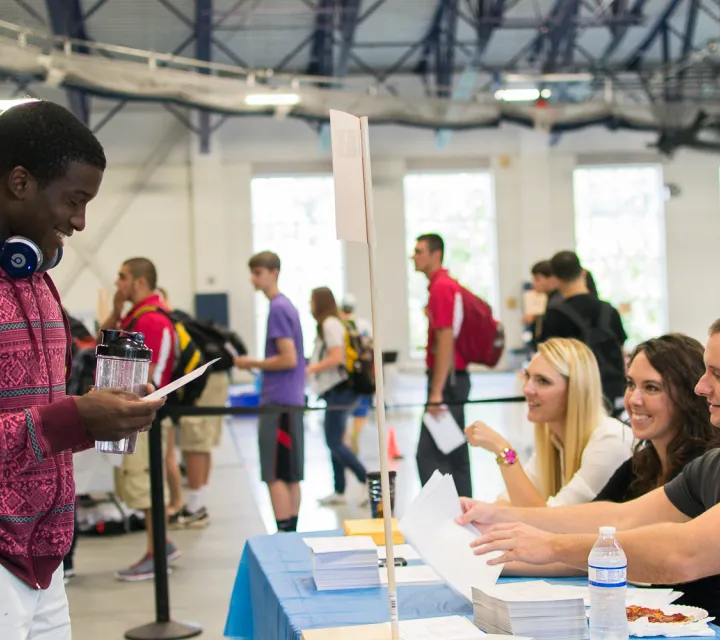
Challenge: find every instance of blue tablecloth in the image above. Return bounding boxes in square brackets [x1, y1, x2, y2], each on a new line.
[224, 529, 720, 640]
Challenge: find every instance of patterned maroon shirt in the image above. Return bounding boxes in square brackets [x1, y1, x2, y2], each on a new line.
[0, 272, 92, 590]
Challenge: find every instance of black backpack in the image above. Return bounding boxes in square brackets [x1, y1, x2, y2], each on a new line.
[554, 301, 626, 405]
[126, 306, 207, 407]
[169, 310, 247, 373]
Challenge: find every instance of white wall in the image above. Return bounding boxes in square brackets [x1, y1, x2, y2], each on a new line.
[53, 105, 720, 364]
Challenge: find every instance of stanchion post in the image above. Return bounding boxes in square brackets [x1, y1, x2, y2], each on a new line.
[124, 416, 202, 640]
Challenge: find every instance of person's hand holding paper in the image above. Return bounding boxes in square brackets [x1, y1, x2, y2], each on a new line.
[142, 358, 220, 402]
[468, 521, 559, 566]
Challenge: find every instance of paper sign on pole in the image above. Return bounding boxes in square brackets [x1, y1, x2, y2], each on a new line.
[329, 109, 368, 244]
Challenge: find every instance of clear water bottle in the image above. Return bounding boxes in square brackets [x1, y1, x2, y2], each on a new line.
[94, 330, 152, 455]
[588, 526, 629, 640]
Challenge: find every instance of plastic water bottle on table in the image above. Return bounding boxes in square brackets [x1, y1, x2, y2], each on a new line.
[588, 525, 629, 640]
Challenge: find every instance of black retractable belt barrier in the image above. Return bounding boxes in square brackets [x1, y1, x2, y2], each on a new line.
[124, 416, 202, 640]
[125, 393, 524, 639]
[164, 395, 526, 418]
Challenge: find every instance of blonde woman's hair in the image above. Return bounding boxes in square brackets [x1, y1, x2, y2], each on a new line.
[533, 338, 607, 500]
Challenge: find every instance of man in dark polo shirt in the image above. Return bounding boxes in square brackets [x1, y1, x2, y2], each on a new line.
[412, 233, 472, 497]
[454, 317, 720, 618]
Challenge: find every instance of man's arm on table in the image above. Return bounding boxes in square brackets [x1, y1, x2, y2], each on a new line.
[551, 506, 719, 584]
[460, 486, 684, 534]
[468, 490, 720, 585]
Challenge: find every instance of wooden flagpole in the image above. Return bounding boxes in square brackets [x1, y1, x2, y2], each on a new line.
[326, 109, 399, 639]
[359, 115, 399, 639]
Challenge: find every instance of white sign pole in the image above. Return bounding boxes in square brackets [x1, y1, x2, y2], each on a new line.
[329, 110, 399, 639]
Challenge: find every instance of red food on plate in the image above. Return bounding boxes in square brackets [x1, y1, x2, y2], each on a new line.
[626, 606, 695, 624]
[648, 613, 693, 624]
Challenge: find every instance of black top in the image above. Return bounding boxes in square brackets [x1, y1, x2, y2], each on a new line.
[539, 294, 627, 404]
[539, 294, 627, 345]
[596, 450, 720, 618]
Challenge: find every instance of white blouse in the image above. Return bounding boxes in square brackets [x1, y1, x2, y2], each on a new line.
[500, 415, 633, 507]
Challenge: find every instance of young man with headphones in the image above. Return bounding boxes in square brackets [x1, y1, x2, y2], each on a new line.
[0, 101, 165, 639]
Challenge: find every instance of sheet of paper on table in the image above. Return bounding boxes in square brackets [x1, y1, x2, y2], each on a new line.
[397, 615, 498, 639]
[504, 580, 683, 608]
[399, 471, 504, 602]
[379, 565, 443, 586]
[303, 537, 377, 553]
[421, 412, 466, 455]
[142, 359, 220, 401]
[377, 544, 421, 561]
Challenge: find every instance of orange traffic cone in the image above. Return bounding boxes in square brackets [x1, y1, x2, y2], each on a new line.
[387, 426, 403, 460]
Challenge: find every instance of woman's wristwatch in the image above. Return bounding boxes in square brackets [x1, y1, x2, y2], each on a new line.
[496, 447, 519, 466]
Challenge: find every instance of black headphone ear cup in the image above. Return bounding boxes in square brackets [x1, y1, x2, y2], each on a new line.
[0, 237, 42, 279]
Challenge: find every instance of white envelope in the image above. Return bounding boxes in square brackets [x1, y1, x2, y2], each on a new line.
[422, 411, 467, 454]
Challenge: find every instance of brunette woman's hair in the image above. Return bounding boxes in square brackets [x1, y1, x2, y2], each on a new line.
[311, 287, 340, 339]
[627, 333, 720, 498]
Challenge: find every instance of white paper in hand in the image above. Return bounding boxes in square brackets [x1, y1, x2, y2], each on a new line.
[400, 471, 503, 602]
[143, 359, 220, 401]
[422, 410, 466, 454]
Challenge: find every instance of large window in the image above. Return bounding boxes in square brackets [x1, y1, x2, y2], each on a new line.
[251, 176, 344, 358]
[574, 165, 667, 347]
[404, 172, 498, 359]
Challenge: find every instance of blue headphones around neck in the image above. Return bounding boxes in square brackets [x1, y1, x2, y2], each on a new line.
[0, 237, 63, 279]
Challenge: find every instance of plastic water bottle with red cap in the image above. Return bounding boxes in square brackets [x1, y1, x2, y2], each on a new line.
[588, 526, 629, 639]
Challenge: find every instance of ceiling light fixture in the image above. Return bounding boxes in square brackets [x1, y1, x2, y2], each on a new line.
[494, 88, 541, 102]
[244, 93, 300, 106]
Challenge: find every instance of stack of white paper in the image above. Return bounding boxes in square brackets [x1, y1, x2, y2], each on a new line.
[303, 536, 381, 591]
[472, 582, 588, 639]
[398, 471, 504, 601]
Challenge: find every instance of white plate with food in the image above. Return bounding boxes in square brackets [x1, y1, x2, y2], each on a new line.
[626, 604, 714, 637]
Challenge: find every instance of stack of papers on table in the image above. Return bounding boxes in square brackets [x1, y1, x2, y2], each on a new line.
[399, 471, 504, 601]
[472, 582, 588, 639]
[303, 536, 380, 591]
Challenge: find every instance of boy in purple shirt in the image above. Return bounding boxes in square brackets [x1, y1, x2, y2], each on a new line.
[234, 251, 305, 532]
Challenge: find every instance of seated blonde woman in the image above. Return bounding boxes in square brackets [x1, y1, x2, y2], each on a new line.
[466, 338, 632, 507]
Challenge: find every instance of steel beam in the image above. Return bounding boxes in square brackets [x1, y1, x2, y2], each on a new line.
[677, 0, 700, 94]
[195, 0, 213, 154]
[336, 0, 362, 78]
[307, 0, 335, 80]
[625, 0, 684, 70]
[602, 0, 648, 60]
[543, 0, 582, 72]
[415, 0, 460, 97]
[437, 0, 507, 147]
[44, 0, 91, 125]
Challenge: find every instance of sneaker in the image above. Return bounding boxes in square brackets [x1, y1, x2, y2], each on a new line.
[318, 492, 347, 506]
[166, 540, 181, 564]
[176, 506, 209, 529]
[115, 553, 161, 582]
[115, 542, 180, 582]
[63, 568, 75, 585]
[168, 509, 185, 530]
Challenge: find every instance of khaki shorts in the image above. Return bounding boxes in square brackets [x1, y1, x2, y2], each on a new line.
[114, 420, 170, 511]
[179, 371, 229, 453]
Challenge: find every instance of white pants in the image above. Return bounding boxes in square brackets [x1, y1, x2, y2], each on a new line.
[0, 564, 71, 640]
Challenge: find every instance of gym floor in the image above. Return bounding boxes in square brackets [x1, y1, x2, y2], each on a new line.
[67, 371, 530, 639]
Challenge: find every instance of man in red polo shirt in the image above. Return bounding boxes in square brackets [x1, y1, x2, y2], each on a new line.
[99, 257, 180, 581]
[412, 233, 472, 497]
